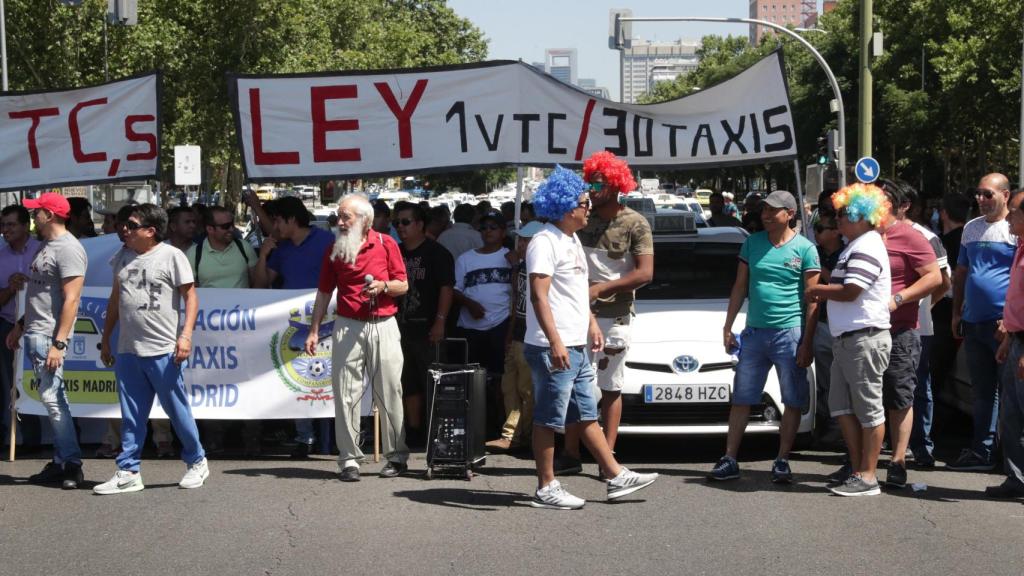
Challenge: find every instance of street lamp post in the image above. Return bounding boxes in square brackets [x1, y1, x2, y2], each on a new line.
[1, 0, 8, 91]
[616, 15, 847, 188]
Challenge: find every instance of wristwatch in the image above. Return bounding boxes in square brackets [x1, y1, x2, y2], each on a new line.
[52, 339, 68, 351]
[892, 293, 904, 307]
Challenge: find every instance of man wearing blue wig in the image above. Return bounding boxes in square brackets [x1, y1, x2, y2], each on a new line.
[524, 165, 658, 510]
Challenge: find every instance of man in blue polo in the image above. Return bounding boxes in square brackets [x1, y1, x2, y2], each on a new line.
[950, 173, 1017, 471]
[711, 190, 820, 483]
[254, 196, 336, 457]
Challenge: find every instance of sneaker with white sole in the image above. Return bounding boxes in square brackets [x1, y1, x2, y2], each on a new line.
[607, 467, 659, 500]
[93, 469, 144, 495]
[179, 458, 209, 489]
[531, 480, 585, 510]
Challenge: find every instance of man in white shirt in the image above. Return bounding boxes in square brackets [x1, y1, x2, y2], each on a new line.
[524, 166, 657, 510]
[454, 211, 512, 375]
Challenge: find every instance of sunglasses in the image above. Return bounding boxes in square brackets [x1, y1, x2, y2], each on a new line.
[210, 221, 235, 231]
[124, 220, 150, 231]
[976, 188, 1000, 199]
[588, 182, 605, 192]
[479, 223, 502, 231]
[577, 199, 592, 211]
[393, 218, 416, 227]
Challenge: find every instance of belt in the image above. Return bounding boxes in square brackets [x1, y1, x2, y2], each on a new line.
[838, 326, 885, 339]
[348, 315, 394, 324]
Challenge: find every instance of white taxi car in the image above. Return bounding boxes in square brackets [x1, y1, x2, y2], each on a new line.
[617, 216, 816, 439]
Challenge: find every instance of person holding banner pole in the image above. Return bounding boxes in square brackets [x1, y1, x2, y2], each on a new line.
[5, 193, 87, 489]
[305, 194, 409, 482]
[0, 205, 41, 454]
[94, 204, 207, 495]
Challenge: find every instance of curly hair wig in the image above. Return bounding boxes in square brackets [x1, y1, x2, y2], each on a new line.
[533, 165, 587, 221]
[830, 183, 891, 227]
[582, 150, 636, 193]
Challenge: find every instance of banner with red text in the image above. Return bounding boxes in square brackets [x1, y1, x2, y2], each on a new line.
[0, 73, 161, 192]
[229, 50, 797, 181]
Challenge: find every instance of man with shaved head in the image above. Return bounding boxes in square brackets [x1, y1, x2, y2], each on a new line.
[949, 173, 1016, 471]
[305, 195, 410, 482]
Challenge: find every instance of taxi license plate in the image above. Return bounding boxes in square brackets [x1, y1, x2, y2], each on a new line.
[644, 384, 730, 403]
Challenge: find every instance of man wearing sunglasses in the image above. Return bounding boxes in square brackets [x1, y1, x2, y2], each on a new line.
[949, 173, 1016, 472]
[6, 193, 87, 489]
[559, 151, 653, 476]
[186, 206, 257, 290]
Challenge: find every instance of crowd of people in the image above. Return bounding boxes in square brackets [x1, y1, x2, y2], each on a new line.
[1, 156, 1021, 506]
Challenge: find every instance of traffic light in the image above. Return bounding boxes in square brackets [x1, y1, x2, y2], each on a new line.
[816, 136, 829, 165]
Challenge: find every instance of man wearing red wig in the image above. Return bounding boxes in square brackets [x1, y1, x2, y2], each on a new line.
[558, 151, 654, 476]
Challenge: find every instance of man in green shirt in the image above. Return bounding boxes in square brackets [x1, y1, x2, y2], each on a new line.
[185, 207, 257, 289]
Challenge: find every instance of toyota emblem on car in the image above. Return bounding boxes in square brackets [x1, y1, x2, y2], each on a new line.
[672, 355, 700, 373]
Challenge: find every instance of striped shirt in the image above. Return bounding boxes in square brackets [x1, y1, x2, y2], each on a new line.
[828, 230, 892, 337]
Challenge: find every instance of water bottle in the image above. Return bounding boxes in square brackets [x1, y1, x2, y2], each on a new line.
[728, 332, 742, 364]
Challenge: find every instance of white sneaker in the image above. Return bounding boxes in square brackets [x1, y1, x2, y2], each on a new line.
[179, 458, 209, 489]
[93, 469, 144, 495]
[530, 480, 585, 510]
[607, 467, 658, 500]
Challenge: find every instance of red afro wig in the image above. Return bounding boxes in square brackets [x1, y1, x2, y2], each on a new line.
[582, 151, 636, 193]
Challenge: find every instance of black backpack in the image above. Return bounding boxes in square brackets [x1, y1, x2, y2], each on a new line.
[193, 236, 250, 287]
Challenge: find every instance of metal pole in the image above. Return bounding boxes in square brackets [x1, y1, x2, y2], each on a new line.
[619, 16, 846, 187]
[858, 0, 872, 159]
[1019, 13, 1023, 188]
[794, 159, 809, 238]
[1, 0, 8, 91]
[619, 46, 625, 103]
[103, 17, 108, 82]
[514, 166, 523, 231]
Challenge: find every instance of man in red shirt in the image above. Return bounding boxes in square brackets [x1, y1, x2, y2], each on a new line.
[305, 195, 410, 482]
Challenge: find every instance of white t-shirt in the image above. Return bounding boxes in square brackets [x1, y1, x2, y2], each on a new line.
[454, 247, 512, 331]
[912, 222, 950, 336]
[828, 230, 892, 337]
[525, 224, 590, 347]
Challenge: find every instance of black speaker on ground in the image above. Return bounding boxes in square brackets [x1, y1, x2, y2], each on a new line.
[425, 339, 486, 480]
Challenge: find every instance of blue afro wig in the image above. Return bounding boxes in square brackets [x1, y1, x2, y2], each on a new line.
[533, 165, 586, 221]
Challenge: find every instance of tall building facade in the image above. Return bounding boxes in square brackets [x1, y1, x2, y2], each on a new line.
[748, 1, 805, 45]
[544, 48, 577, 85]
[621, 39, 700, 104]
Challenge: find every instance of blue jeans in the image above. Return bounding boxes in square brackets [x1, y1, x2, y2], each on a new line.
[911, 335, 934, 458]
[732, 326, 808, 408]
[114, 352, 205, 472]
[524, 344, 599, 431]
[295, 418, 315, 446]
[964, 321, 1002, 461]
[1000, 336, 1024, 489]
[25, 332, 80, 465]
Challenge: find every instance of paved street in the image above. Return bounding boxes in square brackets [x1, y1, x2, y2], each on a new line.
[2, 425, 1022, 576]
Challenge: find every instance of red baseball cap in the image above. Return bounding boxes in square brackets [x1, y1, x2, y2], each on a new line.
[23, 192, 71, 219]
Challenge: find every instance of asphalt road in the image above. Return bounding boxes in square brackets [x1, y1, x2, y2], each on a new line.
[2, 425, 1022, 576]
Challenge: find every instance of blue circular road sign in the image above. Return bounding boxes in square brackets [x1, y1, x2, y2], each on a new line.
[855, 157, 881, 184]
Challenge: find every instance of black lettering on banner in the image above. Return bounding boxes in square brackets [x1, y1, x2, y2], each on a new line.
[512, 113, 540, 153]
[633, 115, 654, 157]
[662, 123, 687, 157]
[691, 123, 717, 157]
[721, 116, 748, 155]
[445, 101, 468, 153]
[547, 113, 567, 154]
[602, 107, 628, 156]
[748, 113, 762, 153]
[762, 105, 793, 153]
[475, 114, 504, 151]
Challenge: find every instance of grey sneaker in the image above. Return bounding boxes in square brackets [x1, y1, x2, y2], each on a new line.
[607, 467, 658, 500]
[946, 449, 996, 471]
[829, 474, 881, 497]
[531, 480, 585, 510]
[179, 458, 209, 489]
[93, 469, 144, 495]
[827, 461, 853, 486]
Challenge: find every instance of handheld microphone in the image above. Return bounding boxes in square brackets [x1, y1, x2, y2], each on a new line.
[364, 274, 376, 309]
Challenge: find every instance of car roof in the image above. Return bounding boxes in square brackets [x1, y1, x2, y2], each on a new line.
[653, 226, 748, 244]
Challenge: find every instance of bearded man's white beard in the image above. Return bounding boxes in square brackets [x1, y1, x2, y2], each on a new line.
[331, 220, 366, 265]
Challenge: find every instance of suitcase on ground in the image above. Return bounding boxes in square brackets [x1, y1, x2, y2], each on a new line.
[425, 339, 487, 480]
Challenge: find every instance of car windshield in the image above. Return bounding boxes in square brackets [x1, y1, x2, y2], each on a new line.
[637, 241, 739, 300]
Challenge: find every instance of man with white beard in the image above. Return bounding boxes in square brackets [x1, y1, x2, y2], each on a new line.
[305, 195, 410, 482]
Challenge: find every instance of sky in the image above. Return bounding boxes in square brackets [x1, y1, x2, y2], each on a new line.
[446, 0, 754, 101]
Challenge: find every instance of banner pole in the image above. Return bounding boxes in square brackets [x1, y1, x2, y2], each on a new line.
[514, 167, 524, 231]
[794, 159, 810, 239]
[372, 405, 380, 463]
[7, 294, 20, 462]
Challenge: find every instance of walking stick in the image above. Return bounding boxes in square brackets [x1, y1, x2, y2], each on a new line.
[373, 405, 380, 463]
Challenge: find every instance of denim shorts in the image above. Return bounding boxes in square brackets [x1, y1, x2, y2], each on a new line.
[524, 343, 599, 432]
[732, 326, 809, 408]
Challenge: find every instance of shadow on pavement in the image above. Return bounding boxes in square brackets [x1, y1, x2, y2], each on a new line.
[392, 487, 530, 510]
[683, 471, 829, 494]
[223, 467, 338, 480]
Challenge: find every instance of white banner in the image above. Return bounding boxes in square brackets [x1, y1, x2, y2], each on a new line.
[15, 286, 371, 420]
[0, 73, 161, 192]
[230, 51, 797, 180]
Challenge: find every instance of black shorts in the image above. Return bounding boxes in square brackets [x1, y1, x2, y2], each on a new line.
[399, 325, 432, 397]
[882, 329, 920, 411]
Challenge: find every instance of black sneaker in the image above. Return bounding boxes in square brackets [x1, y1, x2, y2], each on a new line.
[553, 455, 583, 476]
[885, 462, 907, 488]
[62, 462, 84, 490]
[984, 482, 1024, 499]
[912, 451, 936, 469]
[707, 455, 740, 481]
[29, 461, 65, 484]
[947, 449, 996, 472]
[770, 458, 793, 484]
[339, 466, 360, 482]
[827, 461, 853, 486]
[290, 442, 311, 459]
[829, 474, 881, 497]
[380, 461, 408, 478]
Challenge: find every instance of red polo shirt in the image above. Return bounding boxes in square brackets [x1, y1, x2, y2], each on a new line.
[317, 232, 407, 320]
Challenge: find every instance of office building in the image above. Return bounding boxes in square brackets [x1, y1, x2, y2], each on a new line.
[621, 39, 700, 104]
